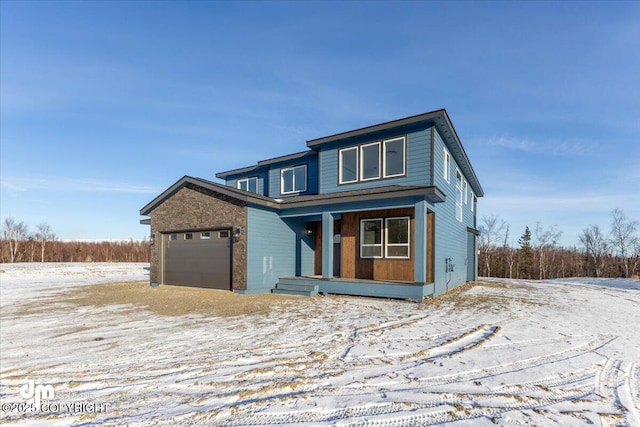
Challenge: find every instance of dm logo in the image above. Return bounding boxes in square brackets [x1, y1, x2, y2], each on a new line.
[19, 380, 55, 410]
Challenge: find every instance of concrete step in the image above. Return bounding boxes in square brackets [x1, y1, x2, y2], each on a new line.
[274, 283, 318, 293]
[271, 288, 315, 297]
[271, 281, 319, 297]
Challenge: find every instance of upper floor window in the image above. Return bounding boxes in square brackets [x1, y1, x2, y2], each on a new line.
[360, 142, 381, 181]
[237, 177, 258, 193]
[383, 137, 406, 178]
[281, 164, 307, 194]
[339, 147, 358, 184]
[339, 136, 406, 184]
[443, 148, 451, 183]
[463, 179, 468, 204]
[455, 170, 463, 222]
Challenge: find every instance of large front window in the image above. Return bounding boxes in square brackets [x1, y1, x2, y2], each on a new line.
[360, 219, 382, 258]
[360, 216, 410, 259]
[281, 165, 307, 194]
[385, 217, 410, 258]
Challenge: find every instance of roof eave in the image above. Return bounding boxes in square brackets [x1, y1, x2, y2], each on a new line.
[215, 164, 265, 179]
[139, 176, 279, 216]
[280, 186, 445, 210]
[306, 109, 446, 148]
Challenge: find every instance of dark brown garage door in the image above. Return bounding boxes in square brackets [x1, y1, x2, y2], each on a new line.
[163, 230, 231, 290]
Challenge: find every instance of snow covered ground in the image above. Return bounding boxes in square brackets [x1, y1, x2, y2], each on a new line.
[1, 264, 639, 426]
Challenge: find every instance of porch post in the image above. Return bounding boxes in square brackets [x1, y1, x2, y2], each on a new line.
[321, 212, 334, 279]
[414, 200, 427, 283]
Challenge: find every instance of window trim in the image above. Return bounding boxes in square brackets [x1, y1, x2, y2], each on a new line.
[455, 169, 463, 223]
[200, 232, 211, 240]
[463, 178, 468, 204]
[338, 146, 359, 184]
[360, 218, 383, 259]
[237, 176, 258, 193]
[383, 137, 406, 178]
[280, 164, 307, 195]
[443, 148, 451, 183]
[359, 141, 381, 181]
[384, 216, 410, 259]
[337, 136, 407, 185]
[184, 233, 193, 240]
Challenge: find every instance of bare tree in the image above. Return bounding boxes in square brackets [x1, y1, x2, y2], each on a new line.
[505, 246, 516, 278]
[609, 208, 639, 278]
[632, 239, 640, 277]
[579, 224, 609, 277]
[3, 217, 29, 263]
[534, 222, 562, 280]
[478, 214, 506, 277]
[35, 222, 56, 262]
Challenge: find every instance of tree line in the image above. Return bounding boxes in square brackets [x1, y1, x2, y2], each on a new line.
[478, 208, 640, 280]
[1, 218, 150, 263]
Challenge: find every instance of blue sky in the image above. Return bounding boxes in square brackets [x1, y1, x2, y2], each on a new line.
[1, 1, 638, 246]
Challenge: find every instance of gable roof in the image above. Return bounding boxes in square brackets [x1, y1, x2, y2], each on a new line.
[306, 109, 484, 197]
[140, 176, 445, 217]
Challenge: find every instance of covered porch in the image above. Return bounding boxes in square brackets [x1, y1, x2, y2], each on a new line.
[277, 188, 445, 301]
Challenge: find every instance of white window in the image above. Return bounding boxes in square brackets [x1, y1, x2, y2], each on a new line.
[383, 137, 406, 178]
[200, 232, 211, 240]
[237, 177, 258, 193]
[360, 142, 381, 181]
[281, 165, 307, 194]
[339, 146, 358, 184]
[339, 137, 406, 184]
[455, 170, 463, 222]
[471, 192, 477, 213]
[169, 234, 177, 241]
[443, 148, 451, 183]
[385, 217, 410, 259]
[463, 179, 468, 204]
[360, 218, 383, 258]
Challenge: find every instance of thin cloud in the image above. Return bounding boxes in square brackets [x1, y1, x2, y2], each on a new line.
[487, 136, 592, 156]
[1, 177, 162, 195]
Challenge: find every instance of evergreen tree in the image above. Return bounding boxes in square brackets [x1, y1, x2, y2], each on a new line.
[518, 226, 533, 279]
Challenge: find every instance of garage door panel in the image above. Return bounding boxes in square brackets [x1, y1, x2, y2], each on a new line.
[163, 230, 231, 290]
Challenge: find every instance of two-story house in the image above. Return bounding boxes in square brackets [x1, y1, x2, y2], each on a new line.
[140, 109, 483, 301]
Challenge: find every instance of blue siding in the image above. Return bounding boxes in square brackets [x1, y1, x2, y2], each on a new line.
[319, 126, 432, 194]
[245, 207, 314, 293]
[267, 156, 319, 198]
[431, 128, 477, 295]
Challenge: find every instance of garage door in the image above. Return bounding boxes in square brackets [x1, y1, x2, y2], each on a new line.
[163, 230, 231, 290]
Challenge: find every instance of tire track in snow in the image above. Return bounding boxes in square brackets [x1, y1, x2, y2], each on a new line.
[595, 358, 630, 427]
[411, 334, 615, 387]
[624, 362, 640, 426]
[220, 386, 596, 427]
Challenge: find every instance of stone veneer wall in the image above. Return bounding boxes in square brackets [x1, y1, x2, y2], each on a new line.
[149, 184, 247, 290]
